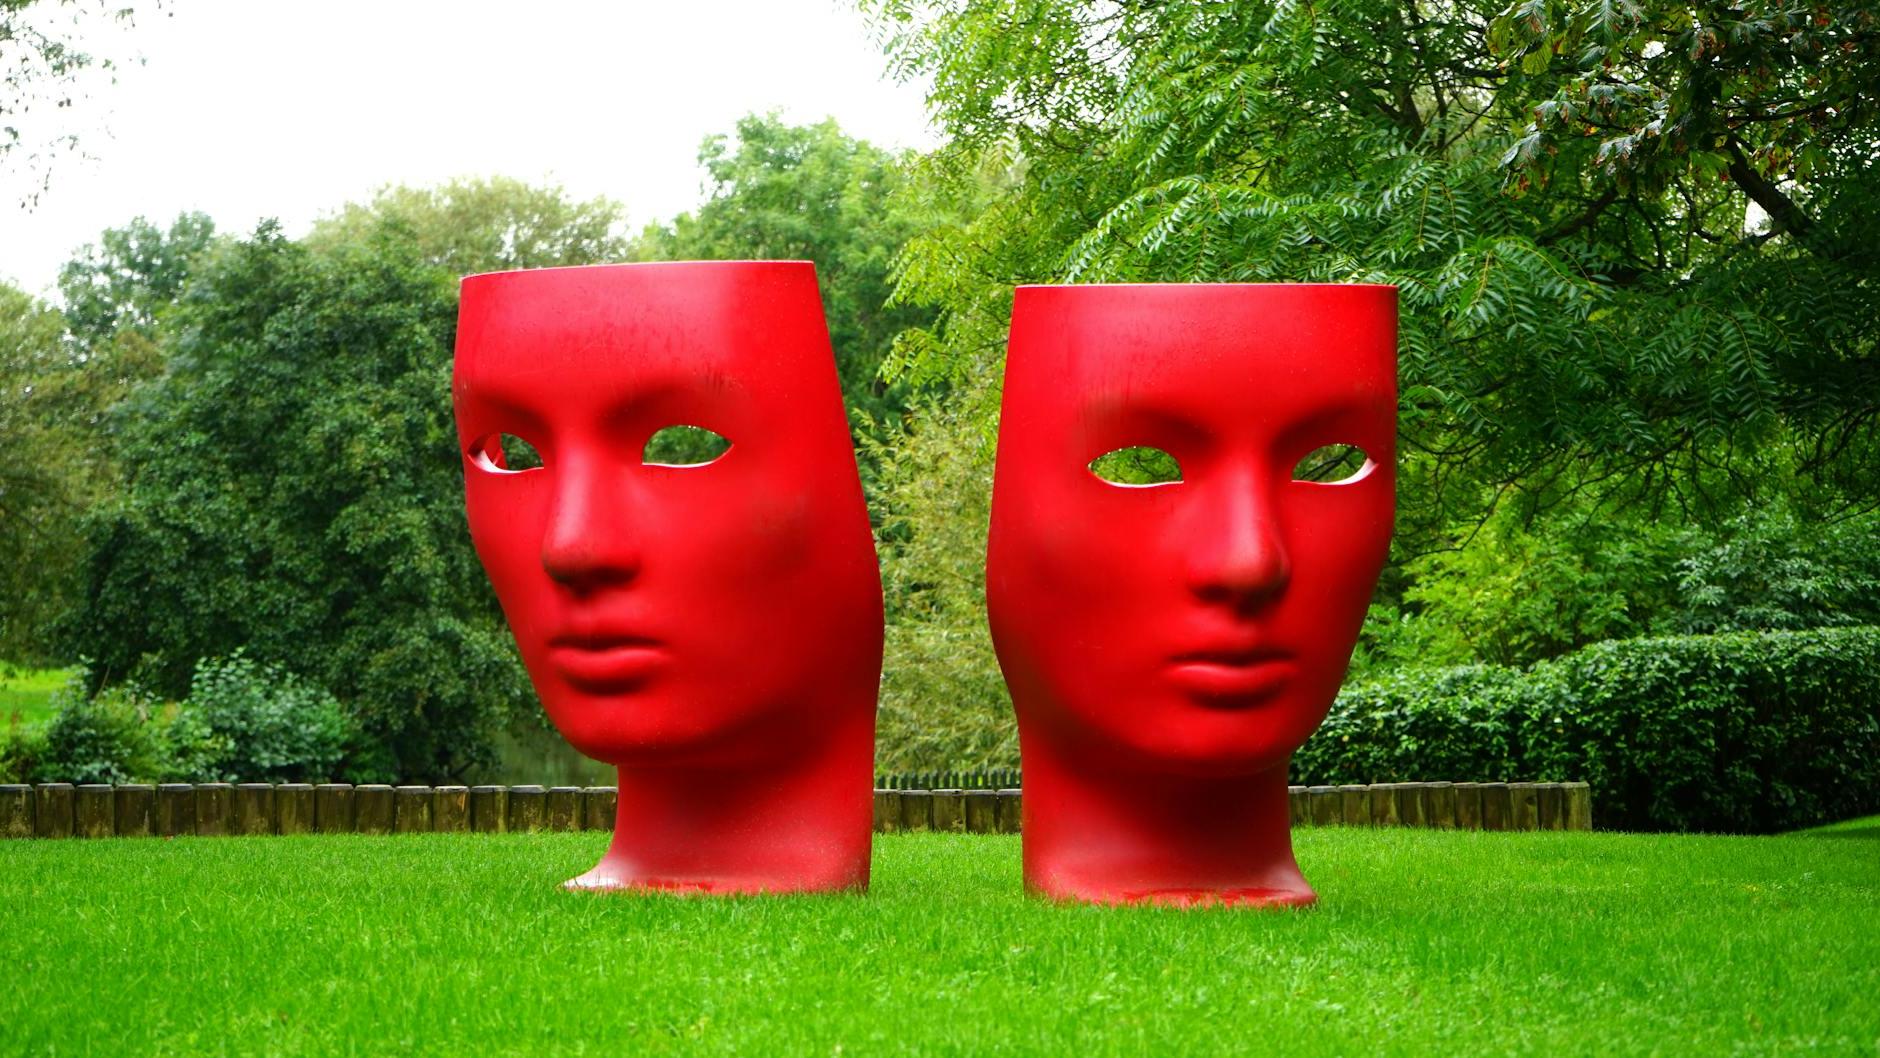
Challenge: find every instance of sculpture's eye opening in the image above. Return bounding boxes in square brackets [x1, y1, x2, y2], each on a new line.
[1089, 446, 1183, 487]
[644, 424, 732, 467]
[1292, 443, 1370, 484]
[470, 432, 544, 474]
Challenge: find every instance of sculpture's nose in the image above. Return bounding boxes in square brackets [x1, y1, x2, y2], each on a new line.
[1185, 470, 1290, 609]
[540, 453, 641, 593]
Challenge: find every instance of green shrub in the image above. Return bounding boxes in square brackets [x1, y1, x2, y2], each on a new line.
[36, 679, 168, 784]
[0, 718, 48, 783]
[6, 656, 349, 784]
[1295, 626, 1880, 833]
[869, 387, 1018, 773]
[177, 652, 348, 783]
[1306, 665, 1530, 786]
[1671, 505, 1880, 634]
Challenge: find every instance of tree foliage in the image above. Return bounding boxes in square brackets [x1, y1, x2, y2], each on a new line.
[1356, 490, 1880, 671]
[64, 224, 529, 781]
[306, 176, 631, 278]
[866, 380, 1012, 772]
[862, 0, 1880, 532]
[57, 211, 217, 347]
[0, 283, 85, 660]
[1, 214, 213, 661]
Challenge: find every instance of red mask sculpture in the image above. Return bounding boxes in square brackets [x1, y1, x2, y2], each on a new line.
[987, 284, 1396, 907]
[453, 262, 883, 894]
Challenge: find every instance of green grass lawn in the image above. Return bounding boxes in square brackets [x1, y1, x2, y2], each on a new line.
[0, 664, 71, 728]
[2, 830, 1875, 1056]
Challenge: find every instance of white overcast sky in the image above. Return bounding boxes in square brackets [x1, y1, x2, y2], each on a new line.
[0, 0, 937, 298]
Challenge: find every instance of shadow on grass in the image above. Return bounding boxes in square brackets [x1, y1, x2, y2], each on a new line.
[1789, 814, 1880, 840]
[1802, 829, 1880, 841]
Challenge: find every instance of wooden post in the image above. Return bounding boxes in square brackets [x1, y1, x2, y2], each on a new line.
[115, 784, 154, 837]
[1453, 782, 1483, 830]
[314, 784, 355, 834]
[546, 787, 581, 831]
[1426, 782, 1457, 829]
[355, 785, 394, 834]
[470, 786, 508, 833]
[1288, 786, 1309, 827]
[582, 787, 615, 832]
[1338, 785, 1371, 826]
[508, 785, 547, 831]
[1479, 783, 1511, 831]
[156, 784, 196, 837]
[34, 784, 73, 839]
[964, 790, 997, 833]
[433, 786, 469, 833]
[931, 789, 966, 833]
[277, 784, 314, 835]
[873, 789, 898, 834]
[1509, 782, 1540, 830]
[1564, 781, 1593, 831]
[1536, 783, 1565, 830]
[1395, 783, 1429, 829]
[995, 789, 1022, 834]
[0, 785, 31, 838]
[196, 783, 231, 837]
[76, 784, 114, 838]
[1308, 785, 1340, 826]
[899, 790, 933, 832]
[1370, 784, 1401, 827]
[234, 783, 274, 836]
[394, 786, 433, 833]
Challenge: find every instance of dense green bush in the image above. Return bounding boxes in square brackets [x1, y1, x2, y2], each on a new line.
[8, 655, 348, 784]
[1297, 626, 1880, 833]
[0, 720, 47, 784]
[35, 682, 169, 785]
[176, 652, 348, 783]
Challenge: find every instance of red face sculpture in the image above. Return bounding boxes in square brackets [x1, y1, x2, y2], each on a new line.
[987, 284, 1396, 907]
[454, 262, 882, 894]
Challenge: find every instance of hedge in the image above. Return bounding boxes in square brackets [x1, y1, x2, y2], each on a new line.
[1294, 626, 1880, 833]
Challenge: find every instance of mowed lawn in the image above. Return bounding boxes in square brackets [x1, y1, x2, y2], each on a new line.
[2, 829, 1876, 1056]
[0, 665, 70, 727]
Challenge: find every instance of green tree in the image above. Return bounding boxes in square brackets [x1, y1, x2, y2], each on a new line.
[64, 224, 529, 781]
[306, 176, 630, 277]
[867, 380, 1013, 772]
[0, 215, 213, 661]
[57, 211, 218, 347]
[0, 282, 88, 660]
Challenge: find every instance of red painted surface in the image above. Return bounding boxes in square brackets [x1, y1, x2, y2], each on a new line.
[455, 262, 883, 894]
[988, 284, 1397, 907]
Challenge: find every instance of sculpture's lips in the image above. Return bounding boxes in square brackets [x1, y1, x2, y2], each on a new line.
[548, 632, 666, 691]
[1165, 645, 1293, 703]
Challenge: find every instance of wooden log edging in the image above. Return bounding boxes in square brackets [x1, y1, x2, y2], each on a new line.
[0, 781, 1593, 838]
